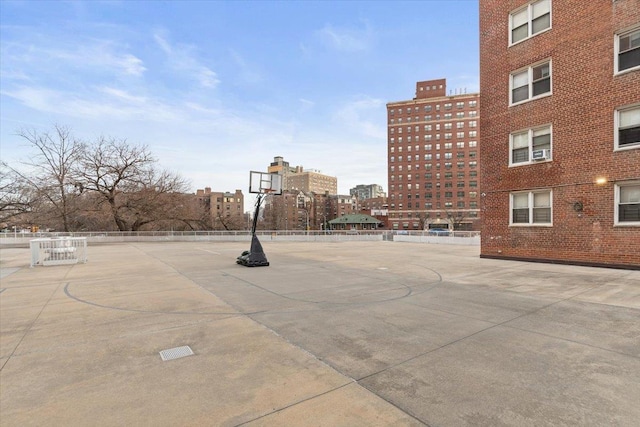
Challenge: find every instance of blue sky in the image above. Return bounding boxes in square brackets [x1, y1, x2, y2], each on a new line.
[1, 0, 479, 210]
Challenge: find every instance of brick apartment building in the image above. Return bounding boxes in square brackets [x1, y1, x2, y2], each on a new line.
[358, 196, 390, 228]
[262, 190, 357, 231]
[267, 156, 337, 194]
[195, 188, 246, 230]
[387, 79, 481, 231]
[350, 184, 385, 200]
[263, 156, 342, 230]
[479, 0, 640, 268]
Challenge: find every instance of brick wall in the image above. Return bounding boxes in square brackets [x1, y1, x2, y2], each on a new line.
[479, 0, 640, 268]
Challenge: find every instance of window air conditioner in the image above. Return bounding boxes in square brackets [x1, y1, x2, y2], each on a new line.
[532, 149, 550, 161]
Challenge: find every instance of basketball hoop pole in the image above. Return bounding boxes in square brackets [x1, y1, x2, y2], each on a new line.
[238, 172, 280, 267]
[250, 192, 267, 236]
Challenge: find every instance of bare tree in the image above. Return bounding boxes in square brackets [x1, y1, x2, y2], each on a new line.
[0, 162, 39, 227]
[76, 137, 190, 231]
[11, 125, 85, 231]
[445, 210, 468, 231]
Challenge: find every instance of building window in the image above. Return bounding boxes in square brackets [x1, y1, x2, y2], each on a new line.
[511, 61, 551, 105]
[456, 102, 465, 109]
[616, 27, 640, 74]
[510, 0, 551, 45]
[615, 104, 640, 150]
[510, 125, 552, 164]
[616, 183, 640, 225]
[511, 190, 552, 225]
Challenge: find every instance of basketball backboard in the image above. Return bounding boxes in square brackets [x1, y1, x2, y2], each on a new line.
[249, 171, 283, 195]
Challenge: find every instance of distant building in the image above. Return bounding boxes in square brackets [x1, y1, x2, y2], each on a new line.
[195, 187, 245, 230]
[287, 167, 337, 194]
[350, 184, 385, 200]
[479, 0, 640, 268]
[328, 214, 381, 231]
[267, 156, 337, 194]
[387, 78, 481, 232]
[358, 196, 389, 229]
[267, 156, 296, 189]
[358, 196, 388, 212]
[328, 194, 358, 218]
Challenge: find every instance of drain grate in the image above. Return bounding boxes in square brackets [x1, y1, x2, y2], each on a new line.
[159, 345, 194, 361]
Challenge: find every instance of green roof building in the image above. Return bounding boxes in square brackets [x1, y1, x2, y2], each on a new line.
[327, 214, 382, 231]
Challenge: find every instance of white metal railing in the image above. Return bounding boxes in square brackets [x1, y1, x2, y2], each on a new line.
[30, 237, 88, 267]
[3, 230, 480, 247]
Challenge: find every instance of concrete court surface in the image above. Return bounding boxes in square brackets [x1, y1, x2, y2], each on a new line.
[1, 241, 639, 427]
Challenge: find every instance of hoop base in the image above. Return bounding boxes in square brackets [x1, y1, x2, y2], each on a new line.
[236, 235, 270, 267]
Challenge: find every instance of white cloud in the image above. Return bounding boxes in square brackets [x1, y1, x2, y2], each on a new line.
[332, 96, 387, 139]
[316, 21, 373, 52]
[228, 49, 263, 84]
[299, 98, 315, 110]
[99, 86, 148, 103]
[153, 30, 220, 89]
[116, 54, 147, 76]
[3, 86, 179, 122]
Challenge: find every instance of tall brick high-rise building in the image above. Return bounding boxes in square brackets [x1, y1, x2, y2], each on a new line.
[479, 0, 640, 268]
[387, 79, 481, 231]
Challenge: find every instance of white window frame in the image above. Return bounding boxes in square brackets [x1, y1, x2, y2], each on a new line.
[615, 182, 640, 226]
[510, 190, 553, 226]
[509, 0, 552, 46]
[614, 104, 640, 151]
[510, 60, 552, 106]
[614, 25, 640, 75]
[509, 124, 553, 166]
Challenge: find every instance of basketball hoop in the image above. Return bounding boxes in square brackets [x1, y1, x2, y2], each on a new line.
[237, 171, 282, 267]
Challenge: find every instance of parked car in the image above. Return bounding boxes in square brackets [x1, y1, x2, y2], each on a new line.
[428, 228, 450, 236]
